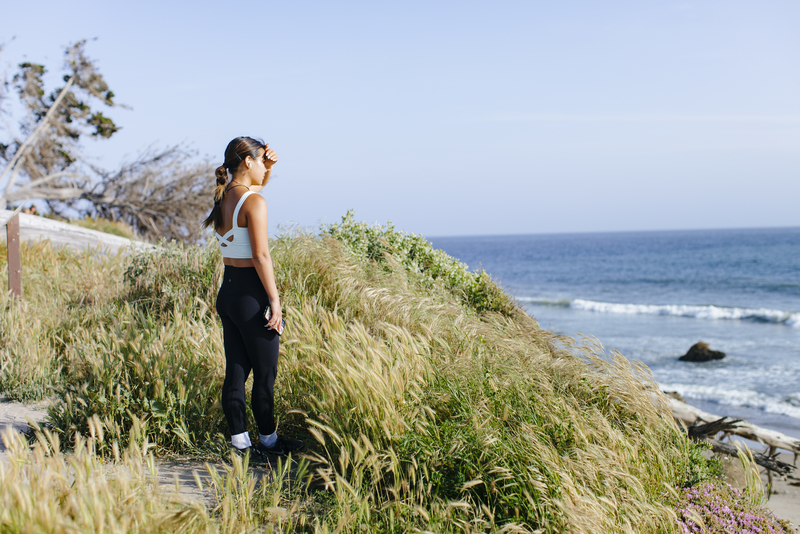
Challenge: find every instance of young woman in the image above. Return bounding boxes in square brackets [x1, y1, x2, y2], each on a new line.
[202, 136, 304, 462]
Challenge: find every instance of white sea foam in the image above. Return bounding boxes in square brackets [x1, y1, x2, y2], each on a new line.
[517, 297, 571, 307]
[659, 383, 800, 420]
[528, 298, 800, 328]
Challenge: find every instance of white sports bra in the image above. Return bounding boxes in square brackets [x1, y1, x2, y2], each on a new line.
[216, 191, 255, 259]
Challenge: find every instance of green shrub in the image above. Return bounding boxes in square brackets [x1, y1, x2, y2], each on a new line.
[122, 240, 221, 317]
[48, 305, 227, 455]
[323, 211, 518, 316]
[46, 241, 226, 454]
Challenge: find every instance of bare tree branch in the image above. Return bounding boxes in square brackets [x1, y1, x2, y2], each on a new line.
[5, 185, 86, 202]
[0, 75, 75, 195]
[84, 147, 215, 242]
[10, 171, 90, 192]
[0, 41, 8, 125]
[3, 172, 91, 204]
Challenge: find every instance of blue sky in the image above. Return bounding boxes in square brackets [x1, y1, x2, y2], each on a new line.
[1, 1, 798, 236]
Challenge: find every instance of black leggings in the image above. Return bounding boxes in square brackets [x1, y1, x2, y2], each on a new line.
[216, 266, 280, 436]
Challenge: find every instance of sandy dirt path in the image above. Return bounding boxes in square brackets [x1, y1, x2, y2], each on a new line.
[1, 396, 281, 507]
[0, 395, 50, 464]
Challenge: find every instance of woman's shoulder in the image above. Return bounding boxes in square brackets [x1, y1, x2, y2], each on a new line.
[241, 190, 267, 211]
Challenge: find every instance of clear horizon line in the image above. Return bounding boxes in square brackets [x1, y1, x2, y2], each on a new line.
[482, 114, 800, 123]
[426, 223, 800, 240]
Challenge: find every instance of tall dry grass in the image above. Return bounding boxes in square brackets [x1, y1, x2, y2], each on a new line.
[0, 240, 125, 400]
[267, 234, 703, 532]
[0, 230, 724, 532]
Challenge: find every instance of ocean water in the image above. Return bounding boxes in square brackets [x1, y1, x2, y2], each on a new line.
[428, 227, 800, 439]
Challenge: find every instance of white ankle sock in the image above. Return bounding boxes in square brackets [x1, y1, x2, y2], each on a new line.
[260, 431, 277, 447]
[231, 432, 252, 450]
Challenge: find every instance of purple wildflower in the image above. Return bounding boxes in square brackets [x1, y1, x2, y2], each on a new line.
[669, 482, 791, 534]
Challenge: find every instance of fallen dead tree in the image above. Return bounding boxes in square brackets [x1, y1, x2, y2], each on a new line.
[667, 396, 800, 459]
[1, 42, 216, 243]
[684, 417, 795, 476]
[706, 438, 794, 476]
[666, 396, 799, 484]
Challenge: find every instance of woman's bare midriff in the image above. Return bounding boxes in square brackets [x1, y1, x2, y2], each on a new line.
[223, 258, 256, 267]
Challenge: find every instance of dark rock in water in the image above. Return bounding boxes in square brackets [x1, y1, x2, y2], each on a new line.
[664, 391, 686, 403]
[679, 342, 725, 362]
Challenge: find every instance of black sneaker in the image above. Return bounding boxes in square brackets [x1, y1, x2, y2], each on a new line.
[254, 436, 305, 456]
[230, 445, 270, 466]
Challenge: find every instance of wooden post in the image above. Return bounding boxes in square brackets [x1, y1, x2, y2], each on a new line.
[6, 213, 21, 297]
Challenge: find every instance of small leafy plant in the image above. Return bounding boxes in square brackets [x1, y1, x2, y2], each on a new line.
[680, 440, 724, 488]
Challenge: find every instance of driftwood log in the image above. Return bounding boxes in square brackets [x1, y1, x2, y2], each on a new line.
[684, 417, 795, 475]
[685, 416, 742, 440]
[666, 396, 799, 484]
[667, 397, 800, 458]
[704, 438, 795, 476]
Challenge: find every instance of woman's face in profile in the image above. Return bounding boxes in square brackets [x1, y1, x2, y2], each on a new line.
[245, 149, 269, 184]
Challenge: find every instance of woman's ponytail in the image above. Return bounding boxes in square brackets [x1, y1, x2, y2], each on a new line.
[202, 165, 229, 229]
[214, 165, 228, 201]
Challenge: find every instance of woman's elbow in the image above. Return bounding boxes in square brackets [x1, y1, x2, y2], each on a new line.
[252, 252, 271, 265]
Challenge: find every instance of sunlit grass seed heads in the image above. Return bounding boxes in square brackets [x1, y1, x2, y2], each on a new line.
[0, 215, 766, 532]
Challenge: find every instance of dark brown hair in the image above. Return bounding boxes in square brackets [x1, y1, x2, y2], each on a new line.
[202, 136, 265, 230]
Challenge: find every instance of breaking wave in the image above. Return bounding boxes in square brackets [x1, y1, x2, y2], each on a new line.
[519, 297, 800, 328]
